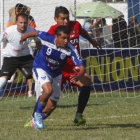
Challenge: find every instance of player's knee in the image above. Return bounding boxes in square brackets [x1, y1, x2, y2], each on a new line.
[82, 73, 91, 86]
[43, 85, 53, 97]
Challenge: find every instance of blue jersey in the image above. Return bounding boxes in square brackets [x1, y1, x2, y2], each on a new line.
[33, 31, 83, 77]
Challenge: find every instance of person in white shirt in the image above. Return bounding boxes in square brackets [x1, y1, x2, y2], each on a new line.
[0, 13, 35, 96]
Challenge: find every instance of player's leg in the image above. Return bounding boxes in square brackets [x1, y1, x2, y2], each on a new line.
[35, 81, 42, 100]
[25, 68, 53, 130]
[65, 67, 91, 125]
[42, 98, 57, 119]
[41, 74, 61, 119]
[19, 55, 34, 97]
[74, 72, 91, 125]
[32, 74, 61, 119]
[0, 57, 17, 91]
[33, 82, 53, 130]
[27, 78, 33, 97]
[25, 73, 62, 130]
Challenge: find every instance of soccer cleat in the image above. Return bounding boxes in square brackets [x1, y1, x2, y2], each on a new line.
[73, 114, 86, 126]
[24, 118, 33, 128]
[33, 112, 44, 130]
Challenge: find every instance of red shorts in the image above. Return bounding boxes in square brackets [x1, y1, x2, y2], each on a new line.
[61, 58, 80, 88]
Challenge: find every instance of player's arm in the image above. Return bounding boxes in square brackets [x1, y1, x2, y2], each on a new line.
[21, 30, 42, 50]
[69, 44, 85, 83]
[21, 31, 39, 41]
[80, 28, 101, 49]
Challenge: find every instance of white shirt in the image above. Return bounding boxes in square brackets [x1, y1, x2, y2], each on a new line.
[0, 25, 35, 57]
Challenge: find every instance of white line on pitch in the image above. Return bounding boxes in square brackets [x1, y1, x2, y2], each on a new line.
[0, 114, 139, 123]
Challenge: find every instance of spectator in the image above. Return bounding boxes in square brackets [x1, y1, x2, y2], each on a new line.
[100, 18, 113, 48]
[112, 16, 128, 48]
[7, 3, 36, 28]
[79, 19, 95, 48]
[92, 18, 102, 42]
[128, 16, 140, 47]
[112, 18, 120, 47]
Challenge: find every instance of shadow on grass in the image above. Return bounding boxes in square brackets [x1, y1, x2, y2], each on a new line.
[19, 103, 104, 110]
[19, 106, 34, 110]
[57, 103, 104, 108]
[44, 123, 140, 131]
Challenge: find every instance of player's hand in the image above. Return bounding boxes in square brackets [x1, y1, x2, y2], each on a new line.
[70, 74, 80, 84]
[91, 39, 102, 50]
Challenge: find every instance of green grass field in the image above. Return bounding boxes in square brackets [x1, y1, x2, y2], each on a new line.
[0, 93, 140, 140]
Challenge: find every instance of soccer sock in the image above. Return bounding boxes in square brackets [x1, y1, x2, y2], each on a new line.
[32, 97, 40, 117]
[27, 91, 32, 96]
[28, 91, 32, 94]
[36, 100, 46, 113]
[76, 86, 90, 114]
[42, 113, 49, 120]
[32, 97, 46, 115]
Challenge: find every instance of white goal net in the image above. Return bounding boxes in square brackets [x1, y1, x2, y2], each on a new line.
[0, 0, 140, 100]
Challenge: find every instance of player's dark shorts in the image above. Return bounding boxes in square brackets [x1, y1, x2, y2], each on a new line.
[0, 55, 33, 79]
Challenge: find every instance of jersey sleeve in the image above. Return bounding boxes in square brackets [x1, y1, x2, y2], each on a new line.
[76, 21, 83, 34]
[37, 31, 54, 42]
[48, 26, 55, 35]
[69, 43, 83, 66]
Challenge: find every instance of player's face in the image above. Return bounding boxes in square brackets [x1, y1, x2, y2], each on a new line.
[16, 16, 28, 33]
[55, 32, 70, 47]
[54, 13, 69, 26]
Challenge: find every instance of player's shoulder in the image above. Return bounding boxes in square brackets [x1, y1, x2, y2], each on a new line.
[69, 20, 81, 26]
[6, 25, 17, 32]
[69, 21, 82, 31]
[4, 25, 17, 35]
[37, 31, 55, 43]
[48, 24, 58, 34]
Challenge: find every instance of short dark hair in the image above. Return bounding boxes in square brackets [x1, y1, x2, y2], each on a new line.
[55, 25, 70, 36]
[16, 13, 28, 21]
[15, 3, 26, 10]
[55, 6, 69, 17]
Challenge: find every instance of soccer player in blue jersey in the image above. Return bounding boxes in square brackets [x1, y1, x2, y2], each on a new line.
[22, 25, 85, 130]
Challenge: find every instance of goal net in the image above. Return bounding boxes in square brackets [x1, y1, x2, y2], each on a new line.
[0, 0, 140, 101]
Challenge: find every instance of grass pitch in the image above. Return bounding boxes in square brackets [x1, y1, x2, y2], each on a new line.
[0, 93, 140, 140]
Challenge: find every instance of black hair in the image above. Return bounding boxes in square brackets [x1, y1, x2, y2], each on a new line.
[102, 18, 106, 23]
[55, 25, 70, 36]
[16, 13, 28, 21]
[15, 3, 26, 9]
[55, 6, 69, 17]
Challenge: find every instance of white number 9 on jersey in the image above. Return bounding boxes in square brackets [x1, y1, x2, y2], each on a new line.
[46, 48, 52, 55]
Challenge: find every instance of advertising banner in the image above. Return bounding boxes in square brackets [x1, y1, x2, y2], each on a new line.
[2, 48, 140, 96]
[81, 48, 140, 91]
